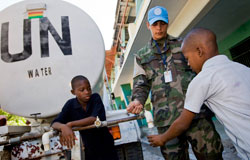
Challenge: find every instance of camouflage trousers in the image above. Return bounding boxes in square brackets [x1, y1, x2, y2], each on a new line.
[157, 117, 223, 160]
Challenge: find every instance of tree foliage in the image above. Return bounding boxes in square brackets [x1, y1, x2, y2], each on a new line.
[0, 109, 26, 126]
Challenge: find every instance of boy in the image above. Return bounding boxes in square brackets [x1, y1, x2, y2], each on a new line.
[52, 75, 118, 160]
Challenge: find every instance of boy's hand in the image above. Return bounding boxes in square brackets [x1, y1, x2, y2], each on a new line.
[60, 124, 76, 149]
[147, 134, 166, 147]
[127, 100, 143, 114]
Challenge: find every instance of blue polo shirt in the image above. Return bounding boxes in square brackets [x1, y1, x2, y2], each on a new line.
[52, 93, 118, 160]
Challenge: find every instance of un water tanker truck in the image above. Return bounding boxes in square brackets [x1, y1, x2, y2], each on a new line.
[0, 0, 144, 159]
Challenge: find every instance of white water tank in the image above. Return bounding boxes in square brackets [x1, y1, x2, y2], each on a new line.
[0, 0, 105, 118]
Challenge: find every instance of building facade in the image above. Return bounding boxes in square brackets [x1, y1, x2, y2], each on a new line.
[107, 0, 250, 111]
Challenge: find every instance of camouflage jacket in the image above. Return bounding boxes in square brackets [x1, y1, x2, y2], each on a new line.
[132, 35, 196, 127]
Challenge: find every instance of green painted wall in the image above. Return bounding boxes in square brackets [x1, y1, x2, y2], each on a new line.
[120, 83, 132, 106]
[218, 20, 250, 59]
[114, 97, 126, 110]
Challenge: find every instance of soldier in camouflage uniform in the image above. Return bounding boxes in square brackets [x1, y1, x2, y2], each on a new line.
[127, 6, 223, 160]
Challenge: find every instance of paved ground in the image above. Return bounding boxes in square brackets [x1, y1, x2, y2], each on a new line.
[140, 119, 240, 160]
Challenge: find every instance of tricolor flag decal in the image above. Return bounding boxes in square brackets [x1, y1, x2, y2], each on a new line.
[28, 11, 43, 19]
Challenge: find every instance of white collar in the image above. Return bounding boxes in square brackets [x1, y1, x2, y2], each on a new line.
[202, 55, 229, 70]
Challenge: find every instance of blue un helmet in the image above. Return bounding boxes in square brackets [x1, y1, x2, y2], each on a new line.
[148, 6, 168, 25]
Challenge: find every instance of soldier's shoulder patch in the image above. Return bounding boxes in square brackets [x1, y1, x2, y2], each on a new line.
[168, 38, 182, 53]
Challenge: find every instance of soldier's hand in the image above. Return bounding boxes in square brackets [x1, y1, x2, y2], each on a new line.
[127, 100, 143, 114]
[147, 134, 165, 147]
